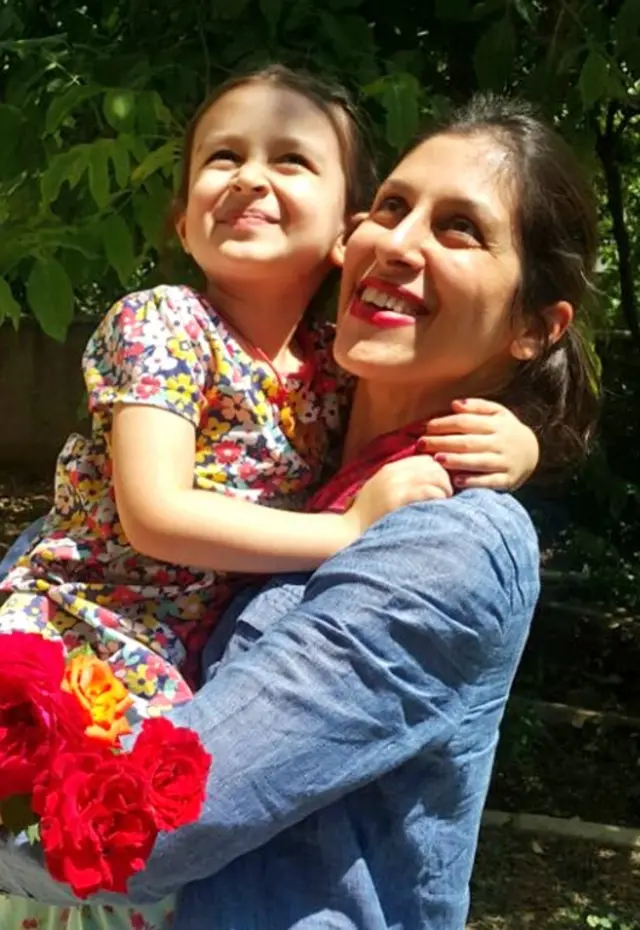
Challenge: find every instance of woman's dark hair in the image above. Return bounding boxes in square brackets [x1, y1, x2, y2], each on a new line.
[415, 95, 601, 475]
[175, 64, 376, 220]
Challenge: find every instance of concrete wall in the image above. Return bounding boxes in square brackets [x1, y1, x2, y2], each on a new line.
[0, 321, 95, 474]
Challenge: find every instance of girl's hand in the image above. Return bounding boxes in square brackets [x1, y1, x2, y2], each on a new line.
[419, 398, 539, 491]
[345, 455, 453, 536]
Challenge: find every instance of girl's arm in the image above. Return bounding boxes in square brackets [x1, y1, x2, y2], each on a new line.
[420, 398, 540, 490]
[113, 404, 453, 573]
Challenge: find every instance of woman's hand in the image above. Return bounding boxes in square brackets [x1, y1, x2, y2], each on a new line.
[419, 398, 540, 490]
[345, 456, 453, 536]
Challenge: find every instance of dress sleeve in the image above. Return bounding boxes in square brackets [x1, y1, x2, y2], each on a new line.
[126, 490, 539, 903]
[83, 286, 215, 428]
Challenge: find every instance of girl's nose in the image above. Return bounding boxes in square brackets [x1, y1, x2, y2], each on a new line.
[232, 162, 269, 194]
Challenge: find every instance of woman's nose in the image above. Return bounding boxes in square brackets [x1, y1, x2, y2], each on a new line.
[375, 218, 426, 272]
[232, 161, 269, 194]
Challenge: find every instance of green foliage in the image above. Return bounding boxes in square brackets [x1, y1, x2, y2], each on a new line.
[1, 0, 640, 340]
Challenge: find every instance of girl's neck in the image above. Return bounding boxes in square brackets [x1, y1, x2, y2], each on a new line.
[205, 273, 320, 372]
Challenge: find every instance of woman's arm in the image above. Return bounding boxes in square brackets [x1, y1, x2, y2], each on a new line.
[125, 489, 539, 903]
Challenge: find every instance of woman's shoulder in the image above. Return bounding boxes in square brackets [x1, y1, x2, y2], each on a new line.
[372, 489, 539, 598]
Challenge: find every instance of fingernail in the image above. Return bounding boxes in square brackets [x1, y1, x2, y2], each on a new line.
[454, 475, 467, 487]
[457, 399, 469, 406]
[434, 453, 447, 464]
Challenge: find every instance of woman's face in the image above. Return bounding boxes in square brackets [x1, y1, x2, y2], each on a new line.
[334, 132, 532, 393]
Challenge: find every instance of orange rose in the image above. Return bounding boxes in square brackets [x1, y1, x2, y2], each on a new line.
[62, 654, 133, 745]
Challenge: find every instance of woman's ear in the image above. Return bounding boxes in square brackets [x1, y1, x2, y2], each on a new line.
[330, 212, 369, 267]
[511, 300, 574, 360]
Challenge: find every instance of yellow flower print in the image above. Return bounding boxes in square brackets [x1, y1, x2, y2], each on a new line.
[124, 664, 157, 697]
[80, 480, 103, 505]
[165, 372, 197, 409]
[166, 335, 195, 362]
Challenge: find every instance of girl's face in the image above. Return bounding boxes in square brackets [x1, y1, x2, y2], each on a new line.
[334, 132, 543, 393]
[177, 83, 348, 289]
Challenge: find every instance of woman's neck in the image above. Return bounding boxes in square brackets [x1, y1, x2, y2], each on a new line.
[206, 271, 323, 372]
[342, 371, 505, 463]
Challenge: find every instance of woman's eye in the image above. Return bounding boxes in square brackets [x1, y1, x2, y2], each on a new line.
[206, 149, 240, 165]
[438, 215, 483, 242]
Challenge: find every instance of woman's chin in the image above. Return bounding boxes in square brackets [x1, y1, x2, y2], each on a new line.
[334, 341, 418, 381]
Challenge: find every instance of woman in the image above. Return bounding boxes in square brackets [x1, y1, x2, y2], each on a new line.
[0, 95, 599, 929]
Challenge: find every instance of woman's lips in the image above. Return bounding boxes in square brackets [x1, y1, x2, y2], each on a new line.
[348, 296, 420, 329]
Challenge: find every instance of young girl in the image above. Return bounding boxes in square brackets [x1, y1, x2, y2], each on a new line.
[0, 67, 537, 929]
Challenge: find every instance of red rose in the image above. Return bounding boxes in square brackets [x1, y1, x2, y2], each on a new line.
[34, 748, 157, 898]
[0, 633, 90, 801]
[131, 717, 212, 831]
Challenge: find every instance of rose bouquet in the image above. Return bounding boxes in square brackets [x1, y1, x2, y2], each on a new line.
[0, 632, 211, 899]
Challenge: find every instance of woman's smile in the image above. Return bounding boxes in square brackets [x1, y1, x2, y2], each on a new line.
[348, 277, 429, 329]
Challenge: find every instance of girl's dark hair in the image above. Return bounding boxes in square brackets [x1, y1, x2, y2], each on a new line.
[416, 95, 601, 475]
[175, 64, 376, 218]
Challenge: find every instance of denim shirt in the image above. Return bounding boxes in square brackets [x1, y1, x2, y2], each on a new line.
[0, 490, 539, 930]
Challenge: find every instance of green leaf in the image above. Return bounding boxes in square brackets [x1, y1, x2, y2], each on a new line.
[26, 257, 74, 341]
[40, 149, 90, 206]
[102, 213, 135, 286]
[435, 0, 470, 23]
[614, 0, 640, 51]
[210, 0, 251, 19]
[259, 0, 283, 37]
[0, 277, 21, 328]
[103, 88, 136, 132]
[136, 91, 158, 136]
[0, 104, 22, 166]
[109, 136, 130, 189]
[25, 822, 41, 845]
[131, 140, 178, 184]
[578, 51, 609, 111]
[150, 91, 173, 127]
[45, 84, 102, 134]
[88, 143, 111, 209]
[513, 0, 534, 26]
[133, 189, 169, 249]
[381, 73, 421, 150]
[0, 795, 38, 834]
[474, 18, 516, 91]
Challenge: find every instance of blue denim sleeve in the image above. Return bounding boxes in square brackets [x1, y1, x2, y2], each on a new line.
[0, 517, 45, 582]
[125, 490, 539, 903]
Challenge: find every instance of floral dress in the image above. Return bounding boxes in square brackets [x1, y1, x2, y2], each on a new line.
[0, 284, 351, 930]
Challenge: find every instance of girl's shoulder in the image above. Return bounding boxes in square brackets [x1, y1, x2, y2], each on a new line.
[91, 285, 227, 344]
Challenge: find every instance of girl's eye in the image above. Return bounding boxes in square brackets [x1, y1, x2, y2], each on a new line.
[278, 152, 312, 168]
[437, 215, 483, 243]
[375, 195, 406, 214]
[206, 149, 240, 165]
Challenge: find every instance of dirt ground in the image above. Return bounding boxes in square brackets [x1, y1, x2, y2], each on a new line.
[470, 829, 640, 929]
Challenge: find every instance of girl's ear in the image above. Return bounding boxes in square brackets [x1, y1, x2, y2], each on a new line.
[330, 212, 369, 267]
[174, 207, 189, 254]
[511, 300, 574, 360]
